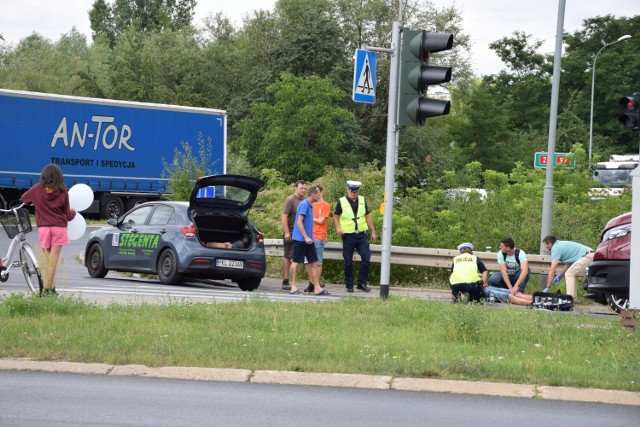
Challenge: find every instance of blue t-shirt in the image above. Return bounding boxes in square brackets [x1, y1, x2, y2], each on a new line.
[551, 240, 590, 264]
[496, 249, 527, 275]
[292, 198, 314, 242]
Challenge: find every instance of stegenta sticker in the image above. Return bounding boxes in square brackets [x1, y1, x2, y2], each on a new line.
[112, 233, 160, 249]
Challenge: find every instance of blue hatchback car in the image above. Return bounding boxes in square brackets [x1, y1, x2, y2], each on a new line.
[84, 175, 266, 291]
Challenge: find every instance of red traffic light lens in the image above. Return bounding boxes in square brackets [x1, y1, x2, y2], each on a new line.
[619, 95, 639, 112]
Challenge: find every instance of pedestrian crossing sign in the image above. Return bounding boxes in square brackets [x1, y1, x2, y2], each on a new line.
[352, 49, 376, 104]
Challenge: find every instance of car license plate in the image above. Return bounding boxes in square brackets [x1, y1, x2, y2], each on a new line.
[215, 259, 243, 269]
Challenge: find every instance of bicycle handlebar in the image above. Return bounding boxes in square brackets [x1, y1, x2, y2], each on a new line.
[0, 202, 30, 213]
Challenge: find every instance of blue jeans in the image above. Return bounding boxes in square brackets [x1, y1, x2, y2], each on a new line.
[488, 267, 531, 292]
[483, 285, 510, 302]
[341, 232, 371, 288]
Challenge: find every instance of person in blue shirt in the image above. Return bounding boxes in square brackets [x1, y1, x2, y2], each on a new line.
[488, 237, 531, 295]
[289, 186, 328, 296]
[542, 235, 594, 298]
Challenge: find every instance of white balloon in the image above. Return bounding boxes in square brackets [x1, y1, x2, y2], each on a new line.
[69, 184, 94, 212]
[67, 213, 86, 241]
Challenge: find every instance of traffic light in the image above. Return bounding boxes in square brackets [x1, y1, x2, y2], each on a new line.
[618, 93, 640, 131]
[398, 29, 453, 127]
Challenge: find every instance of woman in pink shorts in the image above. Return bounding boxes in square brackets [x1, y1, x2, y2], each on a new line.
[21, 164, 76, 296]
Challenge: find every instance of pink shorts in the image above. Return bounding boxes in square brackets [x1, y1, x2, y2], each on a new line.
[38, 226, 69, 249]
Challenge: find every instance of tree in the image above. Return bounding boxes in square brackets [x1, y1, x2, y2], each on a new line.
[89, 0, 196, 47]
[162, 133, 215, 201]
[269, 0, 348, 79]
[484, 31, 553, 134]
[449, 80, 514, 172]
[0, 30, 91, 95]
[562, 15, 640, 153]
[234, 73, 365, 182]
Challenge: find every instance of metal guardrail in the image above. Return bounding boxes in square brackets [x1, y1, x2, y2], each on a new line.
[264, 239, 552, 274]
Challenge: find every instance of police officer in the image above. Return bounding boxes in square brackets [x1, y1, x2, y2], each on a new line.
[333, 180, 377, 292]
[449, 242, 488, 302]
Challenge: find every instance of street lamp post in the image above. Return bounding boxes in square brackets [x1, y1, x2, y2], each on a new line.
[588, 34, 631, 169]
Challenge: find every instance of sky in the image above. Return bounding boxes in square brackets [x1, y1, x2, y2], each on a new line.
[0, 0, 637, 76]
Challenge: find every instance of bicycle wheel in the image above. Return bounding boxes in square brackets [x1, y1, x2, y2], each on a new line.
[20, 244, 43, 293]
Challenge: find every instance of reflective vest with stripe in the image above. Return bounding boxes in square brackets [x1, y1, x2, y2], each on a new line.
[338, 196, 368, 233]
[450, 253, 481, 284]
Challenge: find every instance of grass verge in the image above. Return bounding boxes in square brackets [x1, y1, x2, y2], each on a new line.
[0, 293, 637, 391]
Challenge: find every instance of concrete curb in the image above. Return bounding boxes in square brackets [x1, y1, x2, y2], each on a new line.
[251, 370, 392, 389]
[1, 358, 638, 406]
[391, 377, 536, 398]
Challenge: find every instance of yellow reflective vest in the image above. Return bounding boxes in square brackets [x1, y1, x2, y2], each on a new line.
[450, 253, 481, 284]
[338, 196, 368, 233]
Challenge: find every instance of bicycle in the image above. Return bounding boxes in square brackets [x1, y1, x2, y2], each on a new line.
[0, 203, 44, 293]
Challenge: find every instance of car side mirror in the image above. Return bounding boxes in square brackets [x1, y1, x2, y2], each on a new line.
[108, 218, 118, 226]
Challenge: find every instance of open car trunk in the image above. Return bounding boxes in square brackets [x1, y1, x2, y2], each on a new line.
[192, 212, 253, 250]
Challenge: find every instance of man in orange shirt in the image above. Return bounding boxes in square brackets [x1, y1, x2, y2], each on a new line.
[304, 184, 332, 293]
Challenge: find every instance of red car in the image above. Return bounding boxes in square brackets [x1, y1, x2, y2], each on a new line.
[585, 212, 631, 312]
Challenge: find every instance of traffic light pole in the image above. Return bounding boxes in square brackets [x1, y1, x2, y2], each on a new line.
[363, 20, 402, 299]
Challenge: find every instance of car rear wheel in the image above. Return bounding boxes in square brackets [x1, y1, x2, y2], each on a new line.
[157, 249, 182, 285]
[87, 244, 108, 278]
[606, 293, 629, 313]
[237, 278, 261, 291]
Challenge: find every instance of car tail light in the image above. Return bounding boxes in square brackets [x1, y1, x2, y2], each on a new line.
[257, 231, 264, 245]
[603, 223, 632, 241]
[593, 251, 606, 261]
[181, 225, 197, 237]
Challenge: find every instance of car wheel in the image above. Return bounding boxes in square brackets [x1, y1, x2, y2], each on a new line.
[157, 249, 182, 285]
[606, 293, 629, 313]
[237, 278, 261, 291]
[86, 244, 108, 278]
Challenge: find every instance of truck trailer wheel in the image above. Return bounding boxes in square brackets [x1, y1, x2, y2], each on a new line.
[125, 197, 147, 212]
[100, 195, 124, 219]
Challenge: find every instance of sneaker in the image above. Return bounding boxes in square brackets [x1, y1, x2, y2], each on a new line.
[357, 284, 371, 293]
[281, 280, 291, 291]
[346, 286, 354, 293]
[42, 288, 58, 297]
[304, 283, 315, 293]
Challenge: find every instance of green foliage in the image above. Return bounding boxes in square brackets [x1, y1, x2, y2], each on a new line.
[234, 73, 365, 183]
[161, 133, 215, 201]
[1, 1, 638, 204]
[89, 0, 196, 47]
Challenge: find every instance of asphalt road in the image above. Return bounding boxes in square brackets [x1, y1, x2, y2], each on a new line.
[1, 370, 638, 427]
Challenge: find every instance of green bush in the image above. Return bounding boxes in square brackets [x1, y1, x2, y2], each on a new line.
[251, 144, 631, 287]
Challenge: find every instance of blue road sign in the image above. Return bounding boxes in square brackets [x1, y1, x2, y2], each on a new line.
[352, 49, 376, 104]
